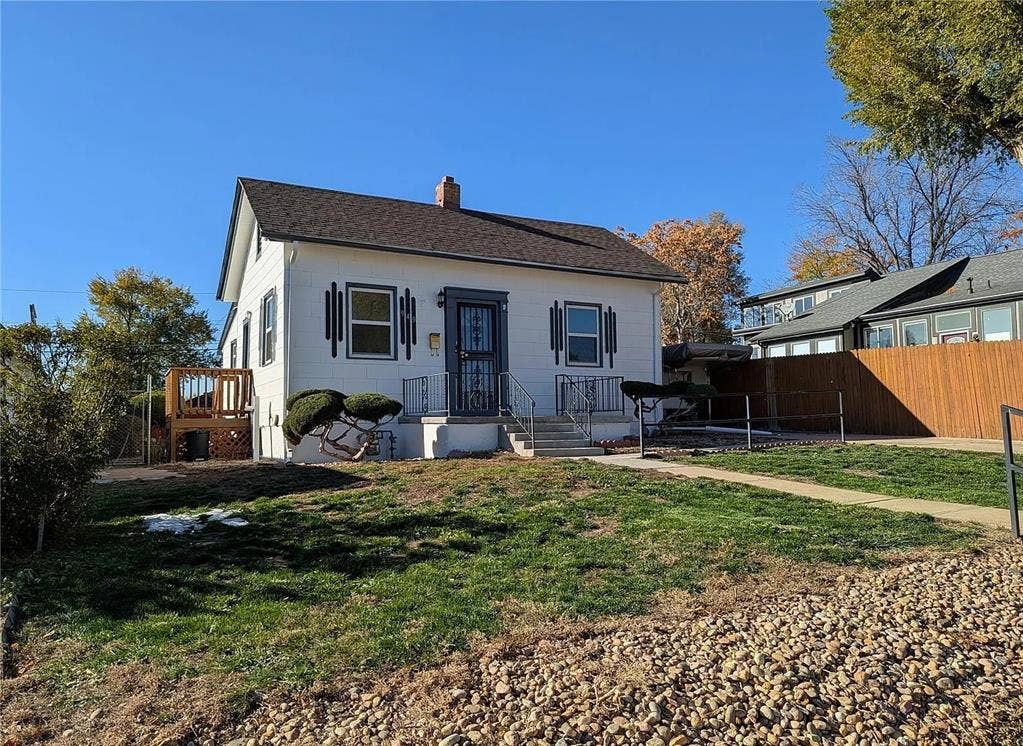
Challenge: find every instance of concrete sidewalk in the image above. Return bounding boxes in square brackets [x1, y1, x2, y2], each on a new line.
[584, 454, 1012, 530]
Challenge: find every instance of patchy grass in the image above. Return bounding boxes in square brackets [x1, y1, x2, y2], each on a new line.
[6, 458, 976, 714]
[681, 444, 1009, 508]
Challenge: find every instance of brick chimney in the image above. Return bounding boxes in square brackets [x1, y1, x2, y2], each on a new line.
[435, 175, 460, 209]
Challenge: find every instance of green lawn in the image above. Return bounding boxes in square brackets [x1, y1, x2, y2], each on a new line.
[683, 444, 1009, 508]
[9, 457, 976, 706]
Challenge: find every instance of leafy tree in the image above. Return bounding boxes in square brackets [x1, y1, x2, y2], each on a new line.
[796, 139, 1021, 273]
[78, 267, 215, 387]
[622, 214, 748, 344]
[826, 0, 1023, 167]
[0, 323, 123, 553]
[787, 235, 862, 281]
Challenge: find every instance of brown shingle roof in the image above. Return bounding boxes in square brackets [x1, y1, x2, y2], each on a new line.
[236, 177, 682, 282]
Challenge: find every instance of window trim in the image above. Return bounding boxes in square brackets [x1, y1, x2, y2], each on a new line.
[229, 339, 238, 368]
[901, 318, 929, 347]
[260, 289, 277, 366]
[241, 318, 251, 369]
[563, 301, 602, 368]
[346, 283, 398, 360]
[864, 323, 894, 349]
[934, 310, 972, 334]
[793, 294, 815, 316]
[980, 306, 1013, 342]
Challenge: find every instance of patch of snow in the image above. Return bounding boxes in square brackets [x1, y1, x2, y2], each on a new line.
[143, 508, 249, 534]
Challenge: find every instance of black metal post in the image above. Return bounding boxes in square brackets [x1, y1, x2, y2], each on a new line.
[1003, 405, 1020, 540]
[638, 402, 645, 457]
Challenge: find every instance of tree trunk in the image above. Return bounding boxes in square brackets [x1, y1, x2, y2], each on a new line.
[36, 513, 45, 552]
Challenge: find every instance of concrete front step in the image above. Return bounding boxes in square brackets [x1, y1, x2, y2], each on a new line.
[508, 430, 586, 442]
[515, 438, 594, 449]
[529, 446, 606, 457]
[506, 423, 578, 434]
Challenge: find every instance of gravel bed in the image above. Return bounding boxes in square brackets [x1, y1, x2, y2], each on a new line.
[214, 541, 1023, 746]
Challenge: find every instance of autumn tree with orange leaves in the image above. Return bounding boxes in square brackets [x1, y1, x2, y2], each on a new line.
[787, 235, 863, 281]
[622, 213, 748, 344]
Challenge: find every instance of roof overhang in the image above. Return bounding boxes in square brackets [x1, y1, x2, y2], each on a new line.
[216, 180, 257, 302]
[861, 289, 1023, 320]
[260, 230, 685, 285]
[217, 303, 237, 352]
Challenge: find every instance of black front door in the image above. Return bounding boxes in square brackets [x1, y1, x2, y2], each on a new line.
[443, 287, 509, 416]
[454, 301, 499, 414]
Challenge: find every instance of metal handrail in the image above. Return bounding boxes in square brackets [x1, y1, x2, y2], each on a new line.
[1002, 404, 1023, 540]
[559, 376, 594, 444]
[401, 372, 450, 416]
[500, 372, 535, 444]
[555, 374, 624, 415]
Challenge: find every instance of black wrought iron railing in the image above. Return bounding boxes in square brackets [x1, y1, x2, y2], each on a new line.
[555, 375, 624, 415]
[558, 377, 594, 444]
[402, 372, 450, 416]
[500, 372, 535, 443]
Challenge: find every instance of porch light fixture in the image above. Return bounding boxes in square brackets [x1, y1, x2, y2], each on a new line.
[436, 289, 446, 308]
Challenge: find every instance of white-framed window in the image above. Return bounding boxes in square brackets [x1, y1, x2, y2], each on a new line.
[260, 290, 276, 365]
[793, 295, 815, 315]
[241, 318, 250, 368]
[902, 319, 928, 347]
[864, 325, 893, 349]
[791, 341, 812, 356]
[981, 307, 1012, 341]
[767, 344, 786, 358]
[751, 346, 762, 359]
[348, 285, 395, 358]
[816, 338, 837, 353]
[229, 340, 238, 368]
[565, 303, 601, 366]
[935, 310, 971, 334]
[828, 287, 847, 299]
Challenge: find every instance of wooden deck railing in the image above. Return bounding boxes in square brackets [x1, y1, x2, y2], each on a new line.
[165, 367, 253, 420]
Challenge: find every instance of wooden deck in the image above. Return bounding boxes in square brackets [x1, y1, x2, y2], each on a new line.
[166, 367, 253, 461]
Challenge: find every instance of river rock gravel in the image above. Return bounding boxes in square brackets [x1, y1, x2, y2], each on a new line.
[212, 541, 1023, 746]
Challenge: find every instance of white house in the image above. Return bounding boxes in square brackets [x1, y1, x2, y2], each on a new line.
[215, 175, 682, 460]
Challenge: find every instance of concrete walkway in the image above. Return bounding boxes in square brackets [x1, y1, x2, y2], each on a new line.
[585, 454, 1012, 530]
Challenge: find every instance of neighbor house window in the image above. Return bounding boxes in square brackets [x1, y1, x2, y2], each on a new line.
[935, 311, 971, 333]
[767, 344, 786, 357]
[815, 338, 837, 353]
[791, 341, 812, 356]
[229, 340, 238, 368]
[864, 325, 893, 349]
[260, 290, 276, 365]
[241, 319, 250, 368]
[981, 307, 1012, 341]
[348, 285, 395, 358]
[565, 303, 601, 366]
[828, 288, 846, 299]
[793, 295, 815, 315]
[902, 320, 928, 347]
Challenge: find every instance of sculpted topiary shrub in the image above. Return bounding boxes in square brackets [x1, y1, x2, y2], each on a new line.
[281, 389, 401, 461]
[620, 379, 717, 419]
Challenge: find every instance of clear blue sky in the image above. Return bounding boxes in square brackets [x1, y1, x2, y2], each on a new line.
[2, 1, 856, 332]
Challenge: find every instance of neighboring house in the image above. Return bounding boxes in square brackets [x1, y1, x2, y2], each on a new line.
[215, 175, 682, 460]
[736, 249, 1023, 357]
[732, 269, 877, 355]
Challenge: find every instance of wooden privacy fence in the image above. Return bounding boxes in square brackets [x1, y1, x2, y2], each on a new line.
[708, 340, 1023, 439]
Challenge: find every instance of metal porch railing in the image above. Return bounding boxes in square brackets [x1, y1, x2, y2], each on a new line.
[555, 374, 624, 415]
[500, 372, 535, 444]
[402, 372, 450, 416]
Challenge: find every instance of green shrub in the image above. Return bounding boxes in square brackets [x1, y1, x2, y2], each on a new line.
[343, 393, 403, 423]
[282, 389, 346, 446]
[620, 380, 718, 400]
[286, 388, 340, 410]
[129, 390, 166, 428]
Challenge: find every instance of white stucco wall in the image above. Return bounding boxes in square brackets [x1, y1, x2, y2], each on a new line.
[280, 241, 663, 460]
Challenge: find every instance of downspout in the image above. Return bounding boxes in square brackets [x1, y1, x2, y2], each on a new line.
[284, 241, 298, 461]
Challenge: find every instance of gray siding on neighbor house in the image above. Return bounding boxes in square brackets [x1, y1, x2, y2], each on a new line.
[860, 299, 1023, 349]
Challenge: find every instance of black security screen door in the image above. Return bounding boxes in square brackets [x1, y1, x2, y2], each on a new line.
[454, 301, 499, 414]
